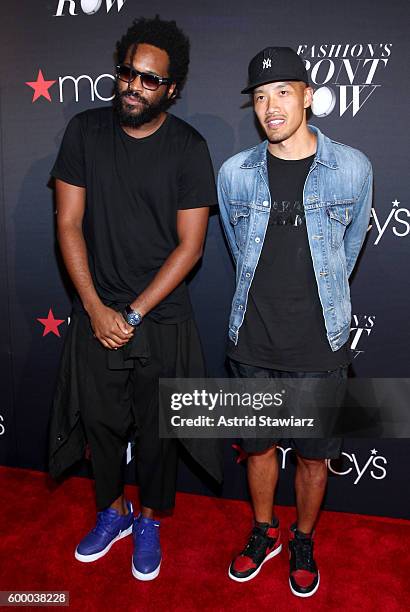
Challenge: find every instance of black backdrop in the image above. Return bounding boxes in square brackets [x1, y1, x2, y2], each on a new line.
[0, 0, 409, 519]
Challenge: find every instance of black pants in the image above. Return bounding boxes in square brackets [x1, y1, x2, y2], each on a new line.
[74, 312, 205, 511]
[50, 310, 223, 508]
[228, 357, 348, 459]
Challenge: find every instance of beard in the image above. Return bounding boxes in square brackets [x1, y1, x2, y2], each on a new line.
[113, 81, 171, 128]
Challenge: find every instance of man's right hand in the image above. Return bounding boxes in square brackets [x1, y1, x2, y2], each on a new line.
[88, 303, 134, 350]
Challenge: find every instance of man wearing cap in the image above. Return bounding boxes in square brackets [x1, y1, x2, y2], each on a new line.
[218, 47, 372, 597]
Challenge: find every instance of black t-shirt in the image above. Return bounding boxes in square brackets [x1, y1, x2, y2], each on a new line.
[228, 151, 350, 371]
[51, 107, 217, 322]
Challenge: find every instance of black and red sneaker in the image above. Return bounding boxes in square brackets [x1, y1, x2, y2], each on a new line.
[228, 520, 282, 582]
[288, 523, 320, 597]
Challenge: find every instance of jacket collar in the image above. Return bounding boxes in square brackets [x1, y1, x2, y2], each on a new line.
[240, 124, 338, 170]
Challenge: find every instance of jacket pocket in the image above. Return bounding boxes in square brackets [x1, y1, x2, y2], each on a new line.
[326, 204, 352, 250]
[229, 202, 250, 248]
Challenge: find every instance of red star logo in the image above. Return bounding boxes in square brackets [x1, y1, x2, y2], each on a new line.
[37, 309, 65, 337]
[25, 69, 56, 102]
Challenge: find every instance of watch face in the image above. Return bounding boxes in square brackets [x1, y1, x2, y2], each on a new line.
[126, 309, 142, 326]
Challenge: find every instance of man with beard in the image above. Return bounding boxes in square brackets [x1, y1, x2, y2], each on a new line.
[49, 16, 219, 581]
[218, 47, 372, 596]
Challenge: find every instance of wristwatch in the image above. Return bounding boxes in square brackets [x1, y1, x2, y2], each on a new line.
[124, 305, 143, 327]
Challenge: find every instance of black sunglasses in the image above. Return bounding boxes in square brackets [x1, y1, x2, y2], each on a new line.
[116, 64, 172, 91]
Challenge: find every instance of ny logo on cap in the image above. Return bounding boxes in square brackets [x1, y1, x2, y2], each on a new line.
[262, 58, 272, 69]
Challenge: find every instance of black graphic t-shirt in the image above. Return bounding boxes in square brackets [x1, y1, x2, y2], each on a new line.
[228, 151, 350, 371]
[51, 107, 217, 322]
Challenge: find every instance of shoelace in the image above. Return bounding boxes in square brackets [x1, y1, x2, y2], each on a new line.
[243, 528, 272, 559]
[292, 537, 316, 572]
[134, 521, 159, 551]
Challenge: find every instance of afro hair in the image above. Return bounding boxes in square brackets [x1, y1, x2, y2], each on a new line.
[116, 15, 190, 98]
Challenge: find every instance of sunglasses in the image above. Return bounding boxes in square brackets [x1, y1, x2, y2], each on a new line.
[116, 64, 172, 91]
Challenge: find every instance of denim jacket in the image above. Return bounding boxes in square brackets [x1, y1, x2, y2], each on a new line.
[218, 125, 373, 351]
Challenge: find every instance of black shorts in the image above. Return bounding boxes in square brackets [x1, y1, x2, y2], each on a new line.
[228, 357, 348, 459]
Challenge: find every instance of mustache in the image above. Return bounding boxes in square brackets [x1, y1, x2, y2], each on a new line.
[120, 88, 149, 106]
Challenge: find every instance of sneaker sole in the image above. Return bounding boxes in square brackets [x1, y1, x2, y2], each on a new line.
[132, 559, 161, 581]
[228, 544, 283, 582]
[289, 571, 320, 598]
[74, 524, 133, 563]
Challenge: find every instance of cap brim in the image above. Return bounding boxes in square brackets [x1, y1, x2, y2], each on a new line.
[241, 75, 308, 94]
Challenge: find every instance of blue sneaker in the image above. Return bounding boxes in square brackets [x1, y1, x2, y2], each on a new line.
[132, 514, 161, 581]
[75, 501, 133, 562]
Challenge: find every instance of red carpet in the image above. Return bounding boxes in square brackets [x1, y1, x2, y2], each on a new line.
[0, 466, 409, 611]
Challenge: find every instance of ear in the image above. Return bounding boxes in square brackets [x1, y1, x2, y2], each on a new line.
[168, 82, 177, 99]
[304, 86, 314, 109]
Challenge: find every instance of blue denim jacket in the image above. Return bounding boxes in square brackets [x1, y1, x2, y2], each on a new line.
[218, 125, 373, 351]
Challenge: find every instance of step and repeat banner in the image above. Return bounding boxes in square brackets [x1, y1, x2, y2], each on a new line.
[0, 0, 409, 518]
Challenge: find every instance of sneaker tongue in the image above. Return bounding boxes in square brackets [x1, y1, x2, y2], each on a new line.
[254, 522, 272, 535]
[295, 529, 312, 540]
[139, 516, 159, 527]
[255, 519, 278, 532]
[100, 507, 120, 522]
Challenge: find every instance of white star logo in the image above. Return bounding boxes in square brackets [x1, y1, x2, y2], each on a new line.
[371, 449, 378, 455]
[392, 199, 400, 207]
